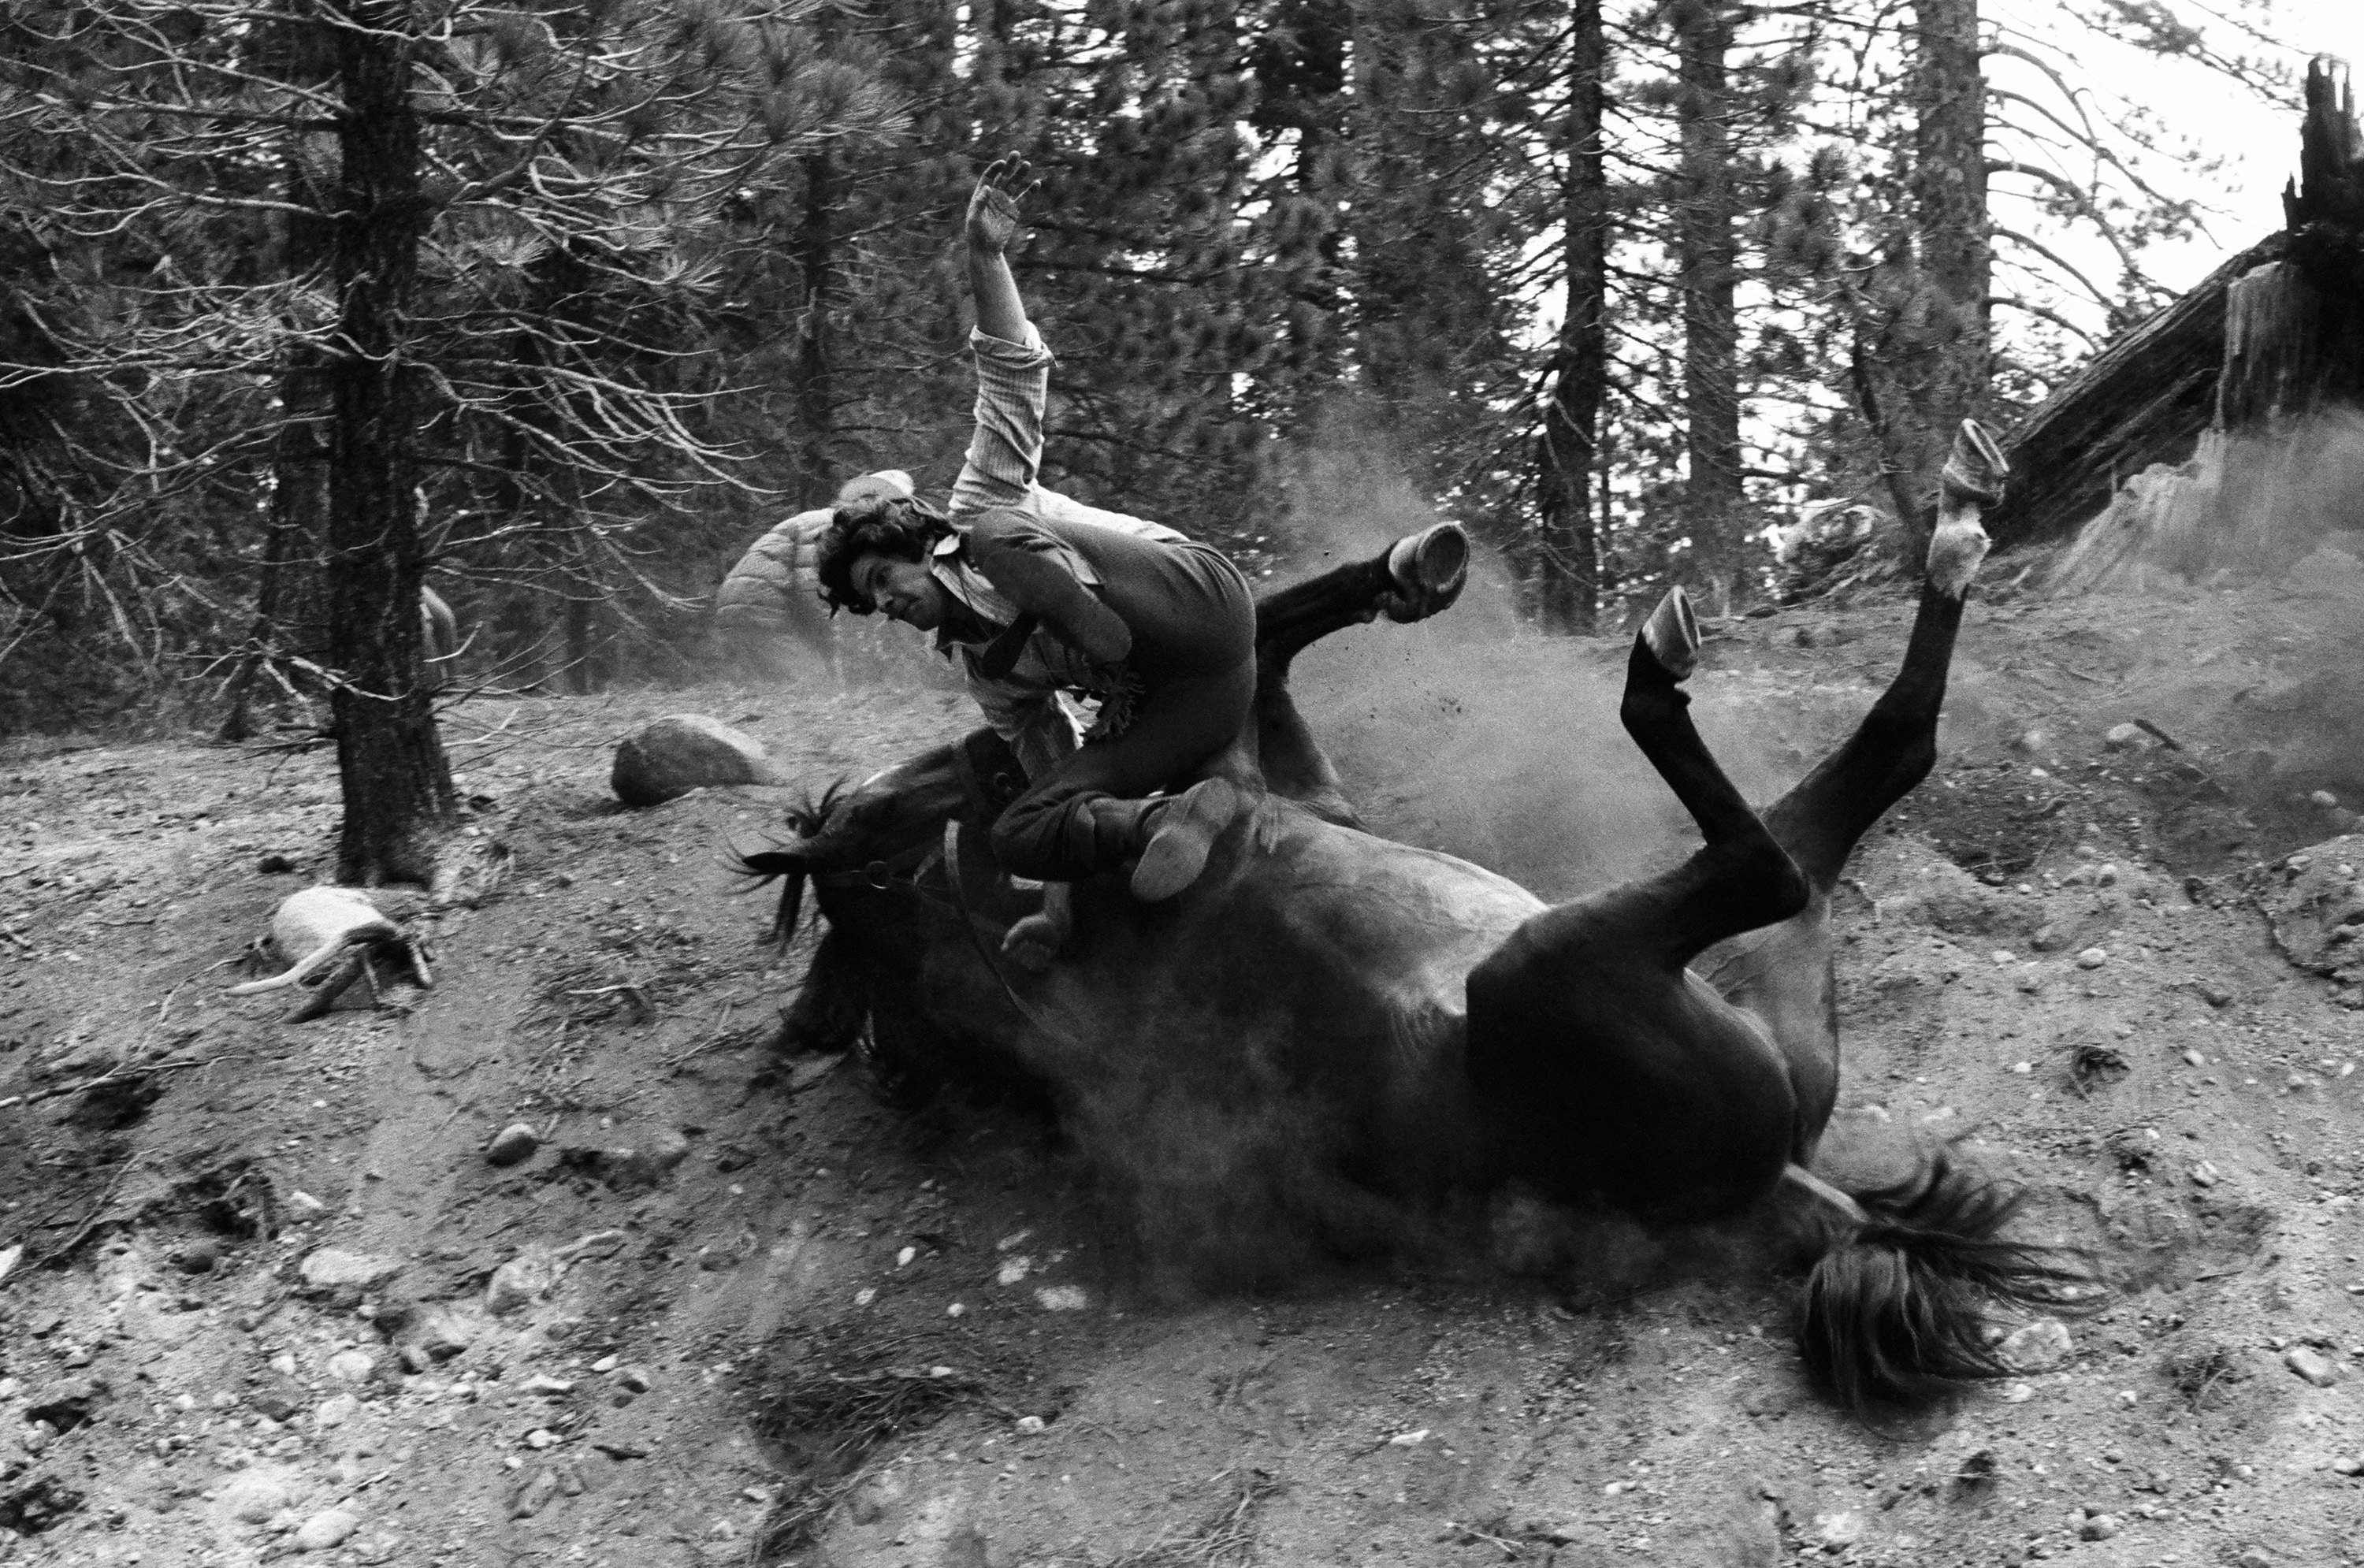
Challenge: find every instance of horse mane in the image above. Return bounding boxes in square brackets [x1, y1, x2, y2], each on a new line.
[732, 779, 850, 949]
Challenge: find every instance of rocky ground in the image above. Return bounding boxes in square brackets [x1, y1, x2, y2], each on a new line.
[2, 542, 2362, 1568]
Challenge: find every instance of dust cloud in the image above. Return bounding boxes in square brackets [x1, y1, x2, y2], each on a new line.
[2054, 408, 2364, 592]
[1265, 424, 1801, 898]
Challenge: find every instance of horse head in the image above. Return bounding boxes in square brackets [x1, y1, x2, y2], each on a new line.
[735, 730, 1011, 943]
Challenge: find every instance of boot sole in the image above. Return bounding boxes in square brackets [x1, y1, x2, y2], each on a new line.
[1130, 778, 1240, 901]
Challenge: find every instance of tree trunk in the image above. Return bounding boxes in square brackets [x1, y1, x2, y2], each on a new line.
[1533, 0, 1605, 635]
[1673, 0, 1742, 611]
[325, 0, 455, 886]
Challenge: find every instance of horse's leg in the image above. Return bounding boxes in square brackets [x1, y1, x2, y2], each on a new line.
[1251, 524, 1469, 824]
[1464, 589, 1809, 1224]
[1697, 419, 2009, 1159]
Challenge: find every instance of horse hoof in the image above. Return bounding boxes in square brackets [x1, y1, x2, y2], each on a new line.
[1382, 523, 1470, 622]
[1939, 419, 2008, 508]
[1131, 777, 1240, 902]
[1641, 587, 1699, 680]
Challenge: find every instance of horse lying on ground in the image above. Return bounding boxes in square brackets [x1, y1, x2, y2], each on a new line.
[740, 424, 2087, 1416]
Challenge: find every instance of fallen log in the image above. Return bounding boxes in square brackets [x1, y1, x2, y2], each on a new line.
[1989, 234, 2284, 548]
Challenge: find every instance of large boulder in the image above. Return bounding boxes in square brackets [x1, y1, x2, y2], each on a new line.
[611, 715, 781, 808]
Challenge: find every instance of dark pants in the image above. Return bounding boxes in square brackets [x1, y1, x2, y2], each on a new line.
[990, 544, 1256, 881]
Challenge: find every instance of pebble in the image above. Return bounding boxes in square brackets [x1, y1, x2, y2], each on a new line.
[2103, 723, 2152, 751]
[2079, 1514, 2121, 1541]
[217, 1474, 289, 1523]
[1809, 1510, 1864, 1548]
[615, 1366, 652, 1394]
[1999, 1319, 2074, 1373]
[1388, 1429, 1429, 1447]
[2191, 1161, 2221, 1187]
[326, 1350, 375, 1383]
[313, 1394, 361, 1429]
[589, 1355, 619, 1374]
[485, 1124, 541, 1168]
[2076, 946, 2109, 969]
[522, 1374, 574, 1395]
[486, 1251, 557, 1316]
[2001, 1382, 2035, 1403]
[511, 1470, 559, 1519]
[525, 1429, 562, 1449]
[299, 1250, 401, 1291]
[2284, 1346, 2340, 1387]
[177, 1239, 221, 1275]
[293, 1508, 359, 1550]
[1015, 1416, 1046, 1435]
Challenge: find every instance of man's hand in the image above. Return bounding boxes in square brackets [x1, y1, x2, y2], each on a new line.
[967, 155, 1036, 257]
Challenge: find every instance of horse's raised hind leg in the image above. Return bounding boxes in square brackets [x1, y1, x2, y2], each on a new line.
[1697, 418, 2009, 1159]
[1759, 419, 2005, 892]
[1464, 590, 1807, 1222]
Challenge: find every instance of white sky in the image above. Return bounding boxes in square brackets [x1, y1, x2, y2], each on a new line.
[2042, 0, 2364, 292]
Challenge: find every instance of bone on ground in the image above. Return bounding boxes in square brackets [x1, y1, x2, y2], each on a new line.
[229, 887, 405, 994]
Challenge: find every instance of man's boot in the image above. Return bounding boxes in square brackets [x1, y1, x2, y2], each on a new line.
[1129, 777, 1240, 901]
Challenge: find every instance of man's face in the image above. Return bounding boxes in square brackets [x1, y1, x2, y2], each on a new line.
[851, 552, 947, 630]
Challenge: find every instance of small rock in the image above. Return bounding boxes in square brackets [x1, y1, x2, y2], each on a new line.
[298, 1250, 401, 1291]
[485, 1124, 541, 1168]
[2285, 1346, 2340, 1387]
[2191, 1161, 2220, 1187]
[293, 1508, 359, 1551]
[589, 1354, 619, 1374]
[312, 1393, 361, 1429]
[1387, 1429, 1428, 1447]
[326, 1350, 375, 1384]
[24, 1375, 106, 1432]
[1998, 1319, 2074, 1373]
[555, 1465, 585, 1497]
[2314, 790, 2341, 809]
[2000, 1381, 2035, 1403]
[2331, 1456, 2363, 1477]
[2182, 1049, 2206, 1067]
[2103, 723, 2153, 751]
[1808, 1510, 1864, 1548]
[486, 1251, 558, 1316]
[2237, 1552, 2273, 1568]
[522, 1374, 574, 1395]
[176, 1239, 221, 1275]
[2076, 946, 2109, 969]
[258, 853, 299, 874]
[217, 1474, 290, 1524]
[1014, 1416, 1046, 1435]
[511, 1470, 559, 1519]
[524, 1429, 562, 1450]
[615, 1366, 652, 1394]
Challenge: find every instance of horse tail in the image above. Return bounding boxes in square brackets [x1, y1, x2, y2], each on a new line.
[1784, 1152, 2095, 1418]
[732, 844, 809, 949]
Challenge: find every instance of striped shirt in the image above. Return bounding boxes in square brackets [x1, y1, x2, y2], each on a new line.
[932, 325, 1188, 778]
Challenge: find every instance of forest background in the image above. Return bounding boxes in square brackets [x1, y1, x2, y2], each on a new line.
[0, 0, 2332, 749]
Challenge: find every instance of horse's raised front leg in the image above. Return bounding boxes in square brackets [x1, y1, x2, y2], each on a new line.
[1463, 588, 1808, 1224]
[1697, 418, 2009, 1157]
[1251, 524, 1469, 826]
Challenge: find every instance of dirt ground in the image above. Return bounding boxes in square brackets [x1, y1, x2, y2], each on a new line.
[3, 542, 2363, 1568]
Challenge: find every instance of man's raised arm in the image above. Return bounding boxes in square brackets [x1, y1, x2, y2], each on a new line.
[966, 156, 1034, 344]
[952, 156, 1052, 518]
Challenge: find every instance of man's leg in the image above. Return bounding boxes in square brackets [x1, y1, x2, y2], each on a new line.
[988, 656, 1257, 893]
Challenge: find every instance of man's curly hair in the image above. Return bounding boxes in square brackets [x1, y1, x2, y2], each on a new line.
[815, 493, 950, 615]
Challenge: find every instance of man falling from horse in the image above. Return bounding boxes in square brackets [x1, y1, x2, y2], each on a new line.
[816, 158, 1254, 967]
